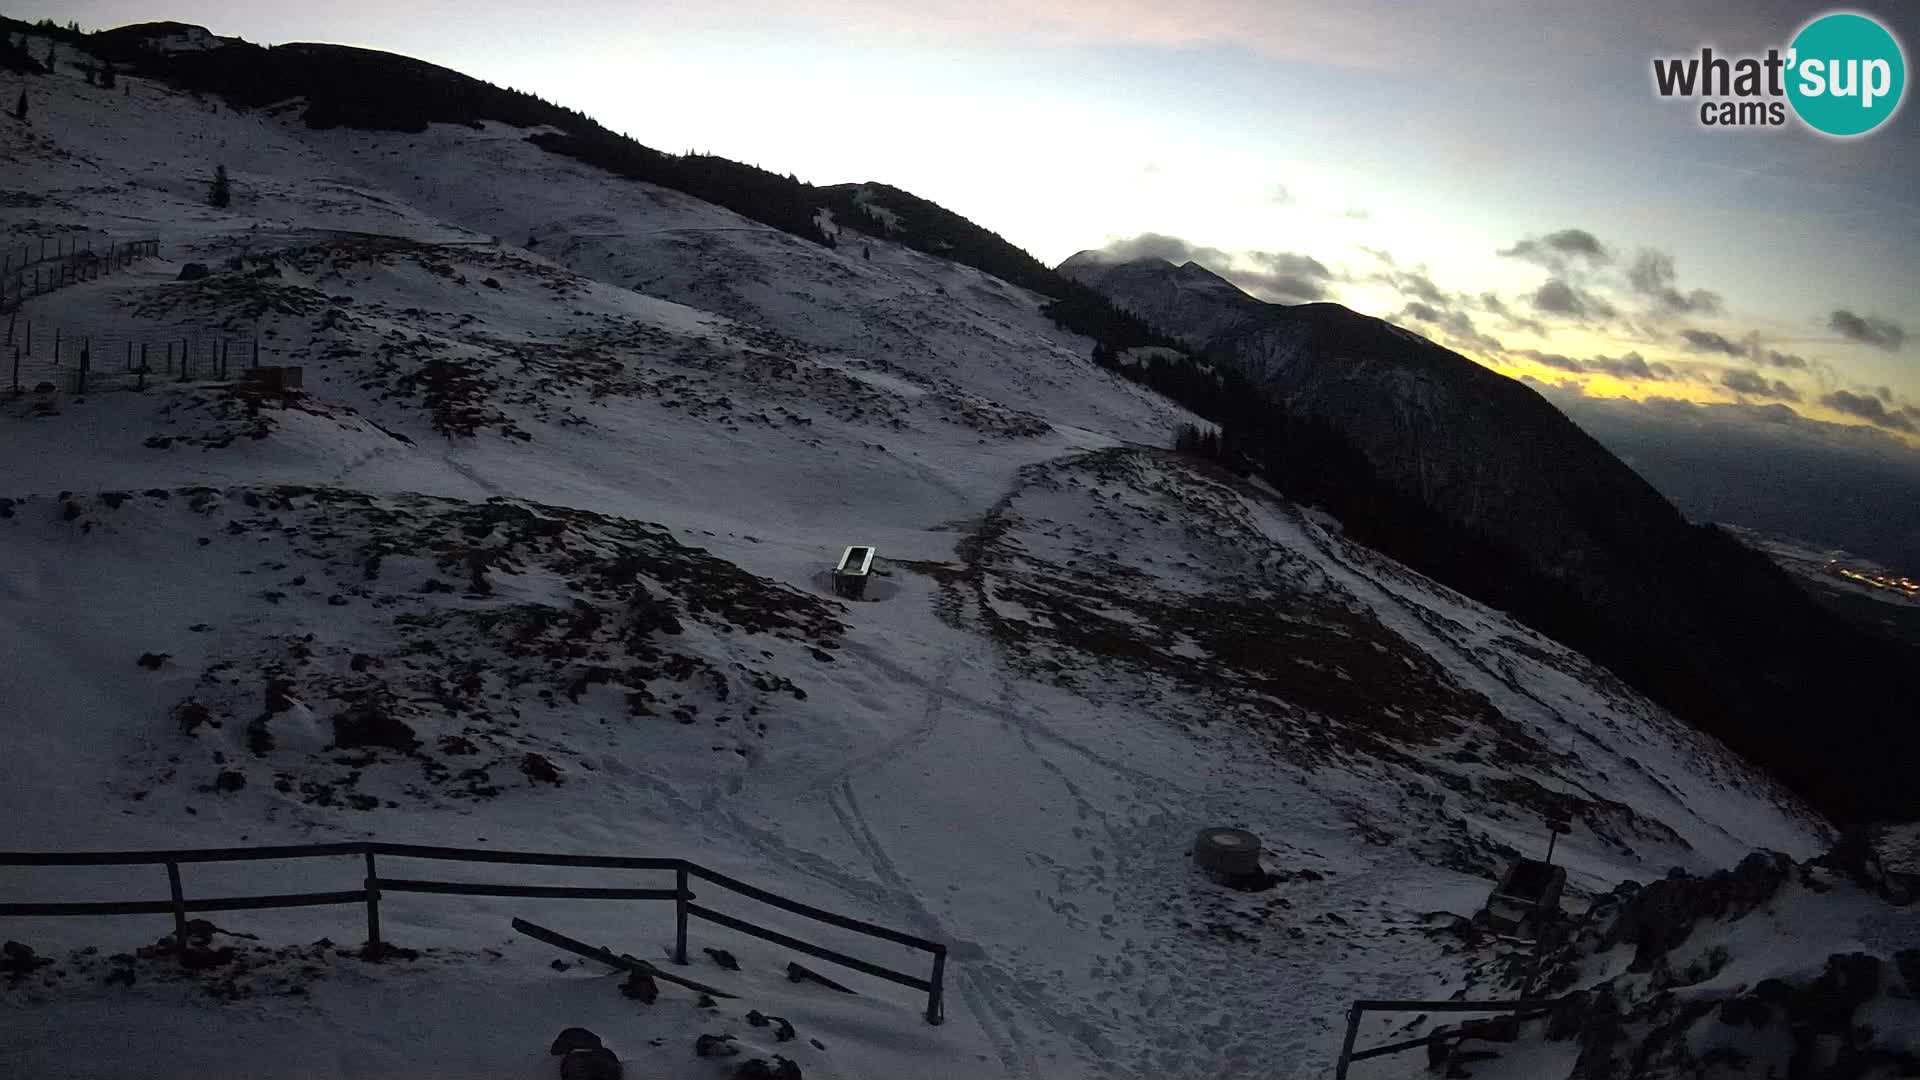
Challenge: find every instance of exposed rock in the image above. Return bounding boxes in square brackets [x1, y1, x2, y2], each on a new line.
[331, 694, 419, 753]
[704, 946, 740, 971]
[549, 1027, 602, 1056]
[732, 1057, 802, 1080]
[520, 752, 561, 785]
[1817, 823, 1920, 906]
[558, 1047, 621, 1080]
[1895, 949, 1920, 996]
[173, 699, 213, 735]
[618, 969, 657, 1004]
[1603, 851, 1791, 970]
[179, 946, 236, 970]
[1544, 990, 1590, 1041]
[2, 940, 54, 978]
[694, 1033, 739, 1058]
[1794, 953, 1882, 1035]
[177, 262, 210, 281]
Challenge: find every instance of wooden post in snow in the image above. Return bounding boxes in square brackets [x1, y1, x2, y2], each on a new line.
[165, 862, 190, 961]
[674, 865, 690, 965]
[363, 851, 383, 952]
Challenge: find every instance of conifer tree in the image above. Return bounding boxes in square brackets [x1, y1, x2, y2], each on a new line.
[208, 164, 231, 208]
[100, 61, 115, 89]
[14, 90, 25, 122]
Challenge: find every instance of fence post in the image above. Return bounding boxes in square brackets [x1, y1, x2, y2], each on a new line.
[165, 861, 190, 960]
[252, 335, 259, 369]
[363, 851, 382, 952]
[674, 864, 690, 964]
[11, 346, 18, 394]
[126, 340, 133, 372]
[926, 946, 947, 1024]
[1334, 1003, 1363, 1080]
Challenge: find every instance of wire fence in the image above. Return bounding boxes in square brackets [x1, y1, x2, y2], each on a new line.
[1, 237, 161, 312]
[4, 314, 273, 395]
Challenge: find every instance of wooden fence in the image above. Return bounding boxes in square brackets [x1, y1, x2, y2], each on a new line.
[1, 237, 161, 311]
[0, 841, 947, 1024]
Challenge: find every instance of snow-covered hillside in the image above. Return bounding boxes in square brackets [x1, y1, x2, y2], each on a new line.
[0, 29, 1880, 1080]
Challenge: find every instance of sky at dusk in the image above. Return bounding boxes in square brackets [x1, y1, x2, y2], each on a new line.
[27, 0, 1920, 442]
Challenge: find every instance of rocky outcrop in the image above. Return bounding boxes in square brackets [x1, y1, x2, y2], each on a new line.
[1519, 843, 1920, 1079]
[1595, 852, 1793, 971]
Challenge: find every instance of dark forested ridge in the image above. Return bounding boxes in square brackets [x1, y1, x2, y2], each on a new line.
[32, 19, 1155, 349]
[818, 183, 1061, 296]
[1075, 267, 1919, 826]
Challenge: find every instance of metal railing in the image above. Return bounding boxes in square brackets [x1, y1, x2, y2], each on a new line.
[0, 840, 947, 1024]
[1332, 998, 1562, 1077]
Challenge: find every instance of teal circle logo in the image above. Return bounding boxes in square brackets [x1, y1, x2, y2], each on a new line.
[1787, 12, 1906, 136]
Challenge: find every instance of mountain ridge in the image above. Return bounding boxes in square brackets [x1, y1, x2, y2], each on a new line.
[1063, 253, 1918, 824]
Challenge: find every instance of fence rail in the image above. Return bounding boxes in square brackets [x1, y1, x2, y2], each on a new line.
[1333, 998, 1564, 1078]
[0, 840, 947, 1024]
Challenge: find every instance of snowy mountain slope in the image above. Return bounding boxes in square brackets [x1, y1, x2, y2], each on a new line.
[0, 28, 1876, 1080]
[1059, 253, 1918, 827]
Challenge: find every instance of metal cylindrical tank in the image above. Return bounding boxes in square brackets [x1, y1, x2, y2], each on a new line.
[1193, 827, 1264, 880]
